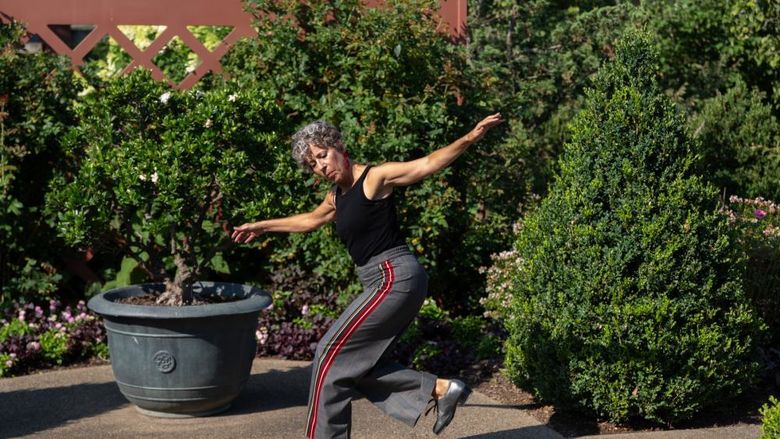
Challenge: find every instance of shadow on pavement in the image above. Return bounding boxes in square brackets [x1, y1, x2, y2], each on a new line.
[0, 381, 127, 438]
[218, 364, 311, 415]
[466, 402, 545, 411]
[460, 425, 563, 438]
[0, 364, 313, 438]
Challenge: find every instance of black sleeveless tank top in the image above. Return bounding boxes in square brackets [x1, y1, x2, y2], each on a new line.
[334, 165, 406, 266]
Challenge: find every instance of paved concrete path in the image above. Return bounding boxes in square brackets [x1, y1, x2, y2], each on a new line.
[0, 359, 562, 439]
[0, 359, 761, 438]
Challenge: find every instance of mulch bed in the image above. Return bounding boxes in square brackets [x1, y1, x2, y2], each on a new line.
[459, 358, 768, 436]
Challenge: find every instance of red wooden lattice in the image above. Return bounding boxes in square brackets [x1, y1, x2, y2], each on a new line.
[0, 0, 467, 90]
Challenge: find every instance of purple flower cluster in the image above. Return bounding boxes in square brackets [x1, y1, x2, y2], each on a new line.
[1, 299, 107, 377]
[723, 194, 780, 344]
[255, 264, 340, 360]
[722, 195, 780, 239]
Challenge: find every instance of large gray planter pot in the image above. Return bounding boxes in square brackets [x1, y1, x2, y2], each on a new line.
[87, 282, 271, 418]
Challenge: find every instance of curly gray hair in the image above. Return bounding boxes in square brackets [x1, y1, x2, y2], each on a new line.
[291, 120, 345, 172]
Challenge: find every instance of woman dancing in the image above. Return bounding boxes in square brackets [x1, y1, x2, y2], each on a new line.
[232, 113, 503, 438]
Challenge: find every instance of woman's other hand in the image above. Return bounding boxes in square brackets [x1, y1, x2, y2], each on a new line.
[465, 112, 504, 143]
[231, 222, 266, 243]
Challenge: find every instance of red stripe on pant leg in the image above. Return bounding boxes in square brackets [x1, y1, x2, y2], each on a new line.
[304, 264, 388, 428]
[306, 260, 395, 439]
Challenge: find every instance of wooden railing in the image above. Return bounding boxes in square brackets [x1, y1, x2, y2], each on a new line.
[0, 0, 466, 89]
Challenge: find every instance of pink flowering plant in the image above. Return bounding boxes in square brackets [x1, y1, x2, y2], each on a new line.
[0, 299, 107, 377]
[722, 195, 780, 341]
[479, 248, 522, 322]
[722, 195, 780, 240]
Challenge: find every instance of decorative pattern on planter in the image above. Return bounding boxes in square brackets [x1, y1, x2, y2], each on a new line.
[153, 350, 176, 373]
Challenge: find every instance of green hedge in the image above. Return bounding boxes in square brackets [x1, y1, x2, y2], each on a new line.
[0, 21, 83, 303]
[761, 396, 780, 439]
[502, 32, 764, 424]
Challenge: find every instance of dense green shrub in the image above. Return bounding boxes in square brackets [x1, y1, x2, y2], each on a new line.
[468, 0, 780, 206]
[214, 0, 515, 311]
[0, 21, 83, 304]
[761, 396, 780, 439]
[468, 1, 643, 192]
[636, 0, 736, 102]
[728, 0, 780, 106]
[392, 299, 504, 376]
[690, 80, 780, 201]
[502, 32, 764, 424]
[45, 70, 296, 304]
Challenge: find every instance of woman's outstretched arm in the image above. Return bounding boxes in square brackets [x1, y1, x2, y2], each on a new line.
[367, 113, 503, 193]
[231, 191, 336, 243]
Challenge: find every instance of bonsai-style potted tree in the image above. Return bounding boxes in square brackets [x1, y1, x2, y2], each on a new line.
[45, 70, 295, 417]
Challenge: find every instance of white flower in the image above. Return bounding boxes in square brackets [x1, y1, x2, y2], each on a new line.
[256, 327, 269, 345]
[159, 92, 171, 104]
[301, 304, 309, 316]
[204, 118, 213, 128]
[151, 172, 159, 184]
[228, 93, 238, 102]
[139, 174, 147, 181]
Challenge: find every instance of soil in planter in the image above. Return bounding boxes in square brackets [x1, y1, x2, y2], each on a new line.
[117, 294, 242, 306]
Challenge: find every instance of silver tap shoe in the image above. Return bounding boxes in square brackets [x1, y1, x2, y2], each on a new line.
[430, 379, 471, 435]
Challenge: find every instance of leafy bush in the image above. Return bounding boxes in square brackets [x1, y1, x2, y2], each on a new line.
[502, 32, 764, 424]
[0, 20, 83, 303]
[216, 0, 516, 312]
[761, 396, 780, 439]
[690, 81, 780, 201]
[468, 0, 780, 209]
[391, 299, 504, 377]
[728, 0, 780, 106]
[468, 1, 636, 194]
[0, 299, 107, 377]
[45, 70, 294, 304]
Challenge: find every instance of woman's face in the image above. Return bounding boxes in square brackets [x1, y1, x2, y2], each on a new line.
[308, 144, 349, 183]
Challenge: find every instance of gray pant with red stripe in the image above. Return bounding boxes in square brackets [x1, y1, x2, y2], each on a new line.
[305, 246, 437, 439]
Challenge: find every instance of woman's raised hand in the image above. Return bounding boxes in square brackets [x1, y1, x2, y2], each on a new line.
[231, 221, 266, 243]
[465, 112, 504, 143]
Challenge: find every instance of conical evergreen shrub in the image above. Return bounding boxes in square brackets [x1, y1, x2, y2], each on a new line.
[504, 31, 764, 424]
